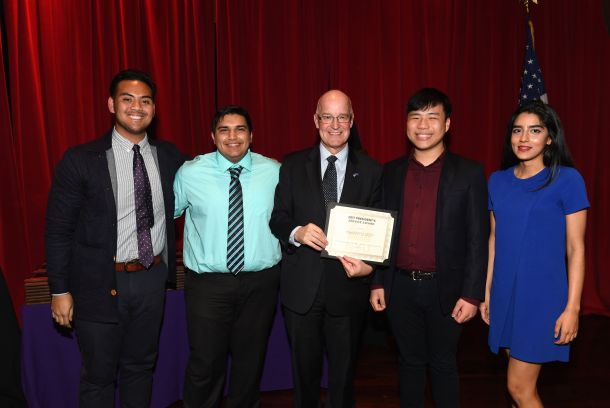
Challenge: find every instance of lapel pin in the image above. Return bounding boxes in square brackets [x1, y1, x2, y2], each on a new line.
[353, 173, 359, 178]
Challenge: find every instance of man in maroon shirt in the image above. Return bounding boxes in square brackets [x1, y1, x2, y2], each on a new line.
[370, 88, 488, 407]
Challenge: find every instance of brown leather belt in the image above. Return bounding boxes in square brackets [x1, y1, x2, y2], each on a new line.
[115, 255, 162, 272]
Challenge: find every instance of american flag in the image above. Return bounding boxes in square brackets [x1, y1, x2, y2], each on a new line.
[519, 15, 548, 106]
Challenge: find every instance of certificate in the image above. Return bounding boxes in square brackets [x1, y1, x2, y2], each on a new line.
[321, 203, 397, 265]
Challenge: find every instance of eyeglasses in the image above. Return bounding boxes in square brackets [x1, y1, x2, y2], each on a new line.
[317, 113, 352, 124]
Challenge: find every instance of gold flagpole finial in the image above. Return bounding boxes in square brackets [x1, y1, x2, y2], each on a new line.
[521, 0, 539, 14]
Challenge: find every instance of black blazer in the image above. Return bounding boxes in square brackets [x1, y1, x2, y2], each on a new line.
[45, 131, 185, 323]
[374, 151, 489, 315]
[270, 146, 382, 315]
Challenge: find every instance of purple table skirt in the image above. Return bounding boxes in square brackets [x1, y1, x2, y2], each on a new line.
[21, 290, 313, 408]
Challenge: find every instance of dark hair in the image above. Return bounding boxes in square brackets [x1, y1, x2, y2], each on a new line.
[406, 87, 452, 118]
[501, 100, 574, 189]
[109, 69, 157, 99]
[211, 105, 253, 133]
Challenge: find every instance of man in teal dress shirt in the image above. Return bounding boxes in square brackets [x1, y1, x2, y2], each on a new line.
[174, 105, 281, 408]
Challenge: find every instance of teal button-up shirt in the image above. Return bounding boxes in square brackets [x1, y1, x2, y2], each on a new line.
[174, 150, 281, 273]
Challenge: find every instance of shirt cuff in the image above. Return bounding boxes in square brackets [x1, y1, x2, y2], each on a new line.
[370, 284, 384, 290]
[461, 296, 481, 307]
[289, 226, 302, 247]
[52, 292, 70, 296]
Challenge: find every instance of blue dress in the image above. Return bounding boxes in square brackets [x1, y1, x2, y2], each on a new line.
[488, 166, 589, 363]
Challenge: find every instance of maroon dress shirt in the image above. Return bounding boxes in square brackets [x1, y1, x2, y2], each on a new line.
[396, 153, 443, 271]
[377, 152, 479, 306]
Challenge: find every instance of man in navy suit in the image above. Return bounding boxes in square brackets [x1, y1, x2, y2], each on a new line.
[270, 90, 382, 407]
[370, 88, 488, 407]
[46, 69, 184, 407]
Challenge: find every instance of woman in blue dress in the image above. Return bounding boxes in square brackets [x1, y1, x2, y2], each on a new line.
[480, 101, 588, 407]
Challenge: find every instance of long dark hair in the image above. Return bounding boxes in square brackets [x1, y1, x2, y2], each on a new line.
[501, 101, 574, 189]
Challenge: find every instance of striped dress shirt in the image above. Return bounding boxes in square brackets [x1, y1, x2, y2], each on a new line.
[112, 128, 166, 262]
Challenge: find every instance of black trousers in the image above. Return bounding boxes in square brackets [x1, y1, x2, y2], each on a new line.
[387, 272, 462, 408]
[283, 277, 366, 408]
[182, 264, 280, 408]
[75, 262, 168, 408]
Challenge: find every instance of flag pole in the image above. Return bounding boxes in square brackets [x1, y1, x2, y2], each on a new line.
[518, 0, 547, 105]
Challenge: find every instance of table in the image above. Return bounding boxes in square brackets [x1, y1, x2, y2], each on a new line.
[21, 290, 307, 408]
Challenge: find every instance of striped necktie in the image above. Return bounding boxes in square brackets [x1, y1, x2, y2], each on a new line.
[227, 165, 244, 275]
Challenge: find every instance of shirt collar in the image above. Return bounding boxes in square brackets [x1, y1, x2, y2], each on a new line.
[215, 149, 252, 173]
[408, 150, 445, 169]
[112, 127, 150, 152]
[319, 143, 349, 164]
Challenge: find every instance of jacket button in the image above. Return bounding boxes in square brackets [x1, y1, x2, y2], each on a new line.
[110, 289, 117, 296]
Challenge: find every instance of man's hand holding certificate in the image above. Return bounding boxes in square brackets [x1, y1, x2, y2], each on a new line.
[294, 223, 328, 251]
[336, 255, 374, 278]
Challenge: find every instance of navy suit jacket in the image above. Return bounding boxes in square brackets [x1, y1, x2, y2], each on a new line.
[45, 131, 185, 323]
[270, 146, 382, 316]
[374, 151, 489, 315]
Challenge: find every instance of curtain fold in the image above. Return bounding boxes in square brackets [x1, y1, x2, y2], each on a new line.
[0, 5, 30, 317]
[215, 0, 330, 159]
[1, 0, 216, 315]
[1, 0, 609, 316]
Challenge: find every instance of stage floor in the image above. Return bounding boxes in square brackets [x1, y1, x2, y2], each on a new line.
[172, 314, 610, 407]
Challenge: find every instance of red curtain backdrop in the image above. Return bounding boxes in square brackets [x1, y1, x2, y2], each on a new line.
[1, 0, 609, 316]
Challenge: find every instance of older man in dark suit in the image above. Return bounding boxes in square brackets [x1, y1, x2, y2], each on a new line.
[370, 88, 489, 408]
[270, 90, 382, 408]
[46, 69, 184, 408]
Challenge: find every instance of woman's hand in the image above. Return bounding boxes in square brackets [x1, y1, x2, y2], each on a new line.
[479, 301, 490, 325]
[554, 308, 579, 344]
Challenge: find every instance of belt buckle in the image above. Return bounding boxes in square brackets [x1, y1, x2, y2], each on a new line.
[124, 259, 140, 272]
[410, 270, 427, 281]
